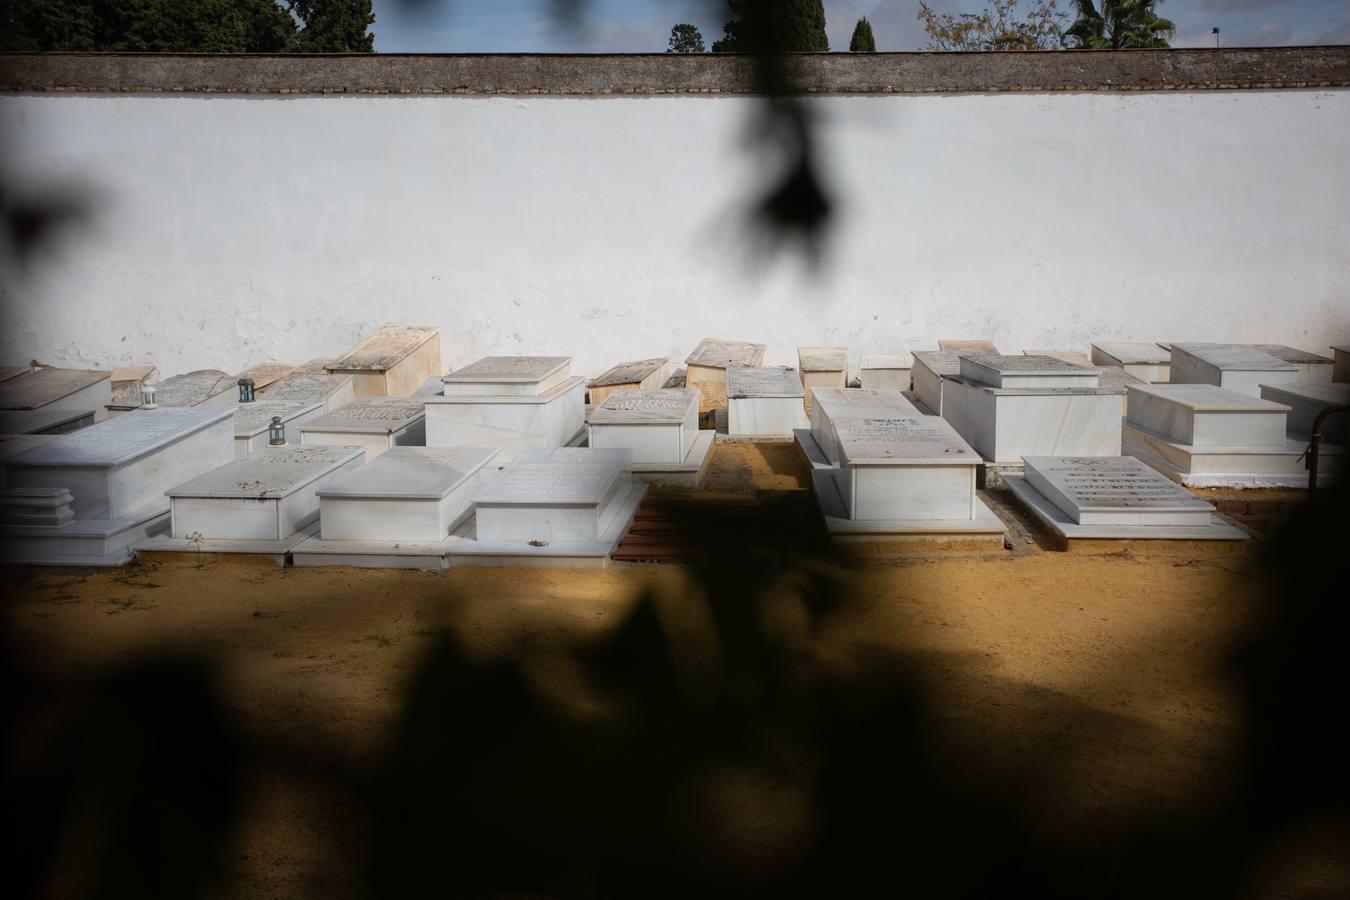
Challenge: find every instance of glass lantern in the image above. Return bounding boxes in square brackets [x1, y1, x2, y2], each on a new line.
[238, 377, 256, 403]
[268, 416, 285, 447]
[139, 383, 159, 410]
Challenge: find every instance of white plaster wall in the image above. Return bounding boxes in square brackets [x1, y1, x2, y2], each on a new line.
[1, 90, 1347, 378]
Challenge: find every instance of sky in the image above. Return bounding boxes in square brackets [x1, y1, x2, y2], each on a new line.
[370, 0, 1350, 54]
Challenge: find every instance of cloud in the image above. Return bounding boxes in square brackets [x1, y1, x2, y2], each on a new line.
[1226, 19, 1296, 44]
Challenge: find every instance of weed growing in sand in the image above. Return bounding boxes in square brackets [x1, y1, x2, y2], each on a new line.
[185, 531, 206, 568]
[365, 634, 396, 648]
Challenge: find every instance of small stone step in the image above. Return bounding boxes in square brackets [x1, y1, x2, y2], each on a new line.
[0, 486, 76, 527]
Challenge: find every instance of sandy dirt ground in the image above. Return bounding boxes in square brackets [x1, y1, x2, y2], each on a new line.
[3, 442, 1338, 898]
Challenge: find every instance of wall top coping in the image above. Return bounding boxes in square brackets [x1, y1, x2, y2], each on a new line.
[1, 47, 1348, 96]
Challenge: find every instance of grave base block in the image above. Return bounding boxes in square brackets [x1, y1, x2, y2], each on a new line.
[1004, 474, 1249, 545]
[630, 430, 714, 488]
[135, 520, 320, 567]
[0, 503, 169, 566]
[810, 470, 1005, 545]
[1123, 422, 1345, 488]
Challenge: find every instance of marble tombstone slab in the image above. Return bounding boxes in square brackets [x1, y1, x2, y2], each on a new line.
[799, 387, 919, 469]
[299, 397, 426, 460]
[1249, 345, 1334, 384]
[293, 447, 500, 570]
[260, 369, 358, 413]
[234, 362, 295, 393]
[1, 366, 33, 383]
[586, 388, 712, 487]
[810, 415, 1005, 543]
[1090, 342, 1171, 383]
[1168, 343, 1299, 397]
[938, 340, 1000, 355]
[1121, 383, 1342, 487]
[797, 347, 848, 411]
[123, 373, 238, 412]
[449, 447, 647, 567]
[0, 408, 96, 436]
[1334, 346, 1350, 384]
[911, 351, 960, 415]
[1, 407, 235, 565]
[1094, 366, 1148, 414]
[153, 445, 365, 550]
[1005, 456, 1247, 542]
[1023, 350, 1094, 367]
[425, 357, 586, 465]
[684, 338, 768, 412]
[1, 434, 55, 470]
[859, 354, 913, 391]
[326, 325, 442, 397]
[1259, 382, 1350, 444]
[726, 367, 809, 437]
[0, 367, 111, 414]
[233, 399, 327, 458]
[942, 356, 1121, 464]
[587, 358, 671, 407]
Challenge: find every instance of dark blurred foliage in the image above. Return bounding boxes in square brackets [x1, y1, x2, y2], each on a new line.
[711, 0, 829, 52]
[3, 486, 1349, 897]
[0, 0, 374, 53]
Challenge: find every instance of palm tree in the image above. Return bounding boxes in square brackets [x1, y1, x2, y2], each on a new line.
[1064, 0, 1174, 48]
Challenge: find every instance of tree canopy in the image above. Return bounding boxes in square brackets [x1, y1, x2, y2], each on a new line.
[1, 0, 374, 53]
[711, 0, 829, 53]
[848, 16, 876, 52]
[1063, 0, 1174, 48]
[666, 23, 705, 53]
[917, 0, 1066, 51]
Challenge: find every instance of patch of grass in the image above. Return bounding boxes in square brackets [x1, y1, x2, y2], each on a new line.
[364, 634, 396, 648]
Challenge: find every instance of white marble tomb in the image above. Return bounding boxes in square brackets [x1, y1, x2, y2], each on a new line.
[942, 356, 1122, 464]
[798, 387, 919, 469]
[810, 416, 1005, 543]
[586, 388, 712, 487]
[261, 369, 357, 412]
[449, 447, 647, 567]
[110, 366, 159, 403]
[1090, 342, 1172, 383]
[1121, 383, 1343, 487]
[797, 347, 848, 410]
[859, 354, 913, 391]
[911, 351, 960, 415]
[135, 445, 366, 563]
[0, 407, 235, 565]
[0, 367, 112, 414]
[0, 408, 96, 436]
[1334, 346, 1350, 384]
[299, 397, 426, 460]
[326, 325, 442, 397]
[1168, 343, 1299, 397]
[124, 373, 238, 412]
[726, 367, 809, 437]
[424, 357, 586, 465]
[233, 400, 327, 459]
[587, 358, 671, 407]
[684, 338, 768, 412]
[1005, 456, 1247, 542]
[1258, 382, 1350, 444]
[1249, 345, 1334, 384]
[1023, 350, 1094, 367]
[292, 447, 501, 570]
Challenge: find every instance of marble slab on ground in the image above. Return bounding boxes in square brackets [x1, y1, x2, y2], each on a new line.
[809, 469, 1005, 544]
[727, 367, 805, 399]
[588, 388, 698, 424]
[938, 340, 999, 355]
[0, 367, 111, 411]
[588, 357, 669, 388]
[300, 398, 425, 434]
[328, 326, 439, 372]
[1022, 456, 1214, 525]
[261, 370, 357, 411]
[0, 408, 96, 435]
[1091, 342, 1171, 366]
[1259, 382, 1350, 443]
[798, 347, 848, 372]
[685, 338, 767, 370]
[960, 355, 1099, 389]
[442, 357, 571, 397]
[834, 415, 979, 467]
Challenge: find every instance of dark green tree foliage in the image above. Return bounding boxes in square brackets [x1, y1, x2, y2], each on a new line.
[848, 16, 876, 51]
[0, 0, 372, 52]
[712, 0, 829, 53]
[666, 22, 705, 53]
[1064, 0, 1174, 48]
[290, 0, 374, 52]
